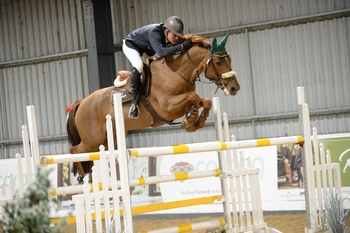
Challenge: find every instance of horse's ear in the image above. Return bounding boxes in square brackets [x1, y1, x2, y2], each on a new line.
[211, 37, 218, 54]
[220, 34, 229, 47]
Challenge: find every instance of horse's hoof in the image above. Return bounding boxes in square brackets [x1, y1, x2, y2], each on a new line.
[181, 120, 187, 129]
[186, 127, 194, 132]
[77, 175, 84, 184]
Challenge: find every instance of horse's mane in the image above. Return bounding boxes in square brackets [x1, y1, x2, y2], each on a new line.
[157, 35, 211, 69]
[184, 34, 211, 49]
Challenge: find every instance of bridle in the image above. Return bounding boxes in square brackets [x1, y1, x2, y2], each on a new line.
[165, 49, 231, 90]
[204, 51, 231, 91]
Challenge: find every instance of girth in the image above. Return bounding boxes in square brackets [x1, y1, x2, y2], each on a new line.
[140, 96, 172, 127]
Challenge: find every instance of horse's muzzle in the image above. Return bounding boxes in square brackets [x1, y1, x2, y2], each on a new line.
[229, 86, 240, 96]
[222, 71, 240, 96]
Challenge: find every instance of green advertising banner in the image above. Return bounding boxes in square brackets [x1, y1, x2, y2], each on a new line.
[317, 134, 350, 187]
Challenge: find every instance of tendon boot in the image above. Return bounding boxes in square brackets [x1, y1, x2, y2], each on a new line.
[128, 67, 142, 119]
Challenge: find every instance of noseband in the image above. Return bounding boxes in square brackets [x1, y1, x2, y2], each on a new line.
[204, 51, 231, 90]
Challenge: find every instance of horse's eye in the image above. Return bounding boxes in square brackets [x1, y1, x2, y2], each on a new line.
[215, 61, 222, 65]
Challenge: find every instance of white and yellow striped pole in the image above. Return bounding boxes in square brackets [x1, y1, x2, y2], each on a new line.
[50, 195, 222, 225]
[40, 151, 117, 166]
[50, 169, 221, 196]
[128, 136, 304, 158]
[140, 219, 225, 233]
[40, 136, 303, 166]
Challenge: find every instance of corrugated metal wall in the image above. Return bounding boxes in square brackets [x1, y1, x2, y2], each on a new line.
[110, 0, 350, 43]
[0, 0, 89, 158]
[1, 0, 350, 159]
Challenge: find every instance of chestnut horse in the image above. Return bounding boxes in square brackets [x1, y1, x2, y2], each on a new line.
[66, 34, 240, 180]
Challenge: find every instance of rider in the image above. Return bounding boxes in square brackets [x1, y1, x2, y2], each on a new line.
[123, 16, 192, 119]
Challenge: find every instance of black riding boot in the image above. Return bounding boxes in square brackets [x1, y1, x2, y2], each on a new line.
[129, 67, 142, 119]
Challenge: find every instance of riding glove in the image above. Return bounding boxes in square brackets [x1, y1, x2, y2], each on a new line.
[182, 39, 192, 50]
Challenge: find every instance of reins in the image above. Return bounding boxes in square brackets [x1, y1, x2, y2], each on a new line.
[165, 48, 230, 92]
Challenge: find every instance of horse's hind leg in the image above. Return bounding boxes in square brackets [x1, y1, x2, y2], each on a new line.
[70, 142, 99, 179]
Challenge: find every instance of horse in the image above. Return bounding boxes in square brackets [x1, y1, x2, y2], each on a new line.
[66, 34, 240, 181]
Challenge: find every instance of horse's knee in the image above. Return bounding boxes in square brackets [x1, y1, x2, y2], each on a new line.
[201, 98, 212, 110]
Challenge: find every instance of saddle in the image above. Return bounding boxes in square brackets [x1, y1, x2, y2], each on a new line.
[112, 67, 151, 104]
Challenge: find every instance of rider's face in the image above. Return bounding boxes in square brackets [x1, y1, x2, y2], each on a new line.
[167, 31, 181, 45]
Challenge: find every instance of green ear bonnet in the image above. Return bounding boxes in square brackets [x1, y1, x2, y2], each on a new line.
[210, 34, 229, 57]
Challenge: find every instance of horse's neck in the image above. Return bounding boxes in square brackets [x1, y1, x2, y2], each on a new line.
[162, 46, 208, 82]
[187, 46, 209, 72]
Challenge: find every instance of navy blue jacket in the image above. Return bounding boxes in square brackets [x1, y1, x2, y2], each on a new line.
[125, 23, 184, 57]
[294, 148, 303, 169]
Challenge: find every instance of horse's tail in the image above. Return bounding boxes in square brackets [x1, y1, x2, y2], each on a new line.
[66, 100, 87, 176]
[66, 100, 82, 147]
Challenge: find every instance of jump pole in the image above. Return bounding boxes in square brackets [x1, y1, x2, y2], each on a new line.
[52, 195, 223, 225]
[26, 106, 40, 168]
[39, 137, 304, 166]
[22, 125, 34, 185]
[40, 151, 118, 166]
[50, 169, 221, 196]
[40, 135, 303, 164]
[105, 114, 121, 233]
[113, 93, 133, 233]
[297, 86, 316, 231]
[213, 96, 232, 230]
[140, 219, 225, 233]
[127, 136, 304, 158]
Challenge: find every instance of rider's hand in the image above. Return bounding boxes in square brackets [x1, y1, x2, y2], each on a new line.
[182, 39, 192, 50]
[202, 39, 211, 49]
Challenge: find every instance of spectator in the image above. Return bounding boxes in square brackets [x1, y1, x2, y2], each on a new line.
[294, 142, 304, 187]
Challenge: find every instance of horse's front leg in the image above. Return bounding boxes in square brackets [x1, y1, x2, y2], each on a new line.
[182, 103, 199, 129]
[184, 97, 212, 132]
[165, 92, 212, 132]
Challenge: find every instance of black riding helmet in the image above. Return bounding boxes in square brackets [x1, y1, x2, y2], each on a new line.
[164, 16, 184, 38]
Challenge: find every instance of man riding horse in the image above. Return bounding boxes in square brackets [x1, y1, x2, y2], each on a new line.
[67, 19, 239, 180]
[123, 16, 195, 119]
